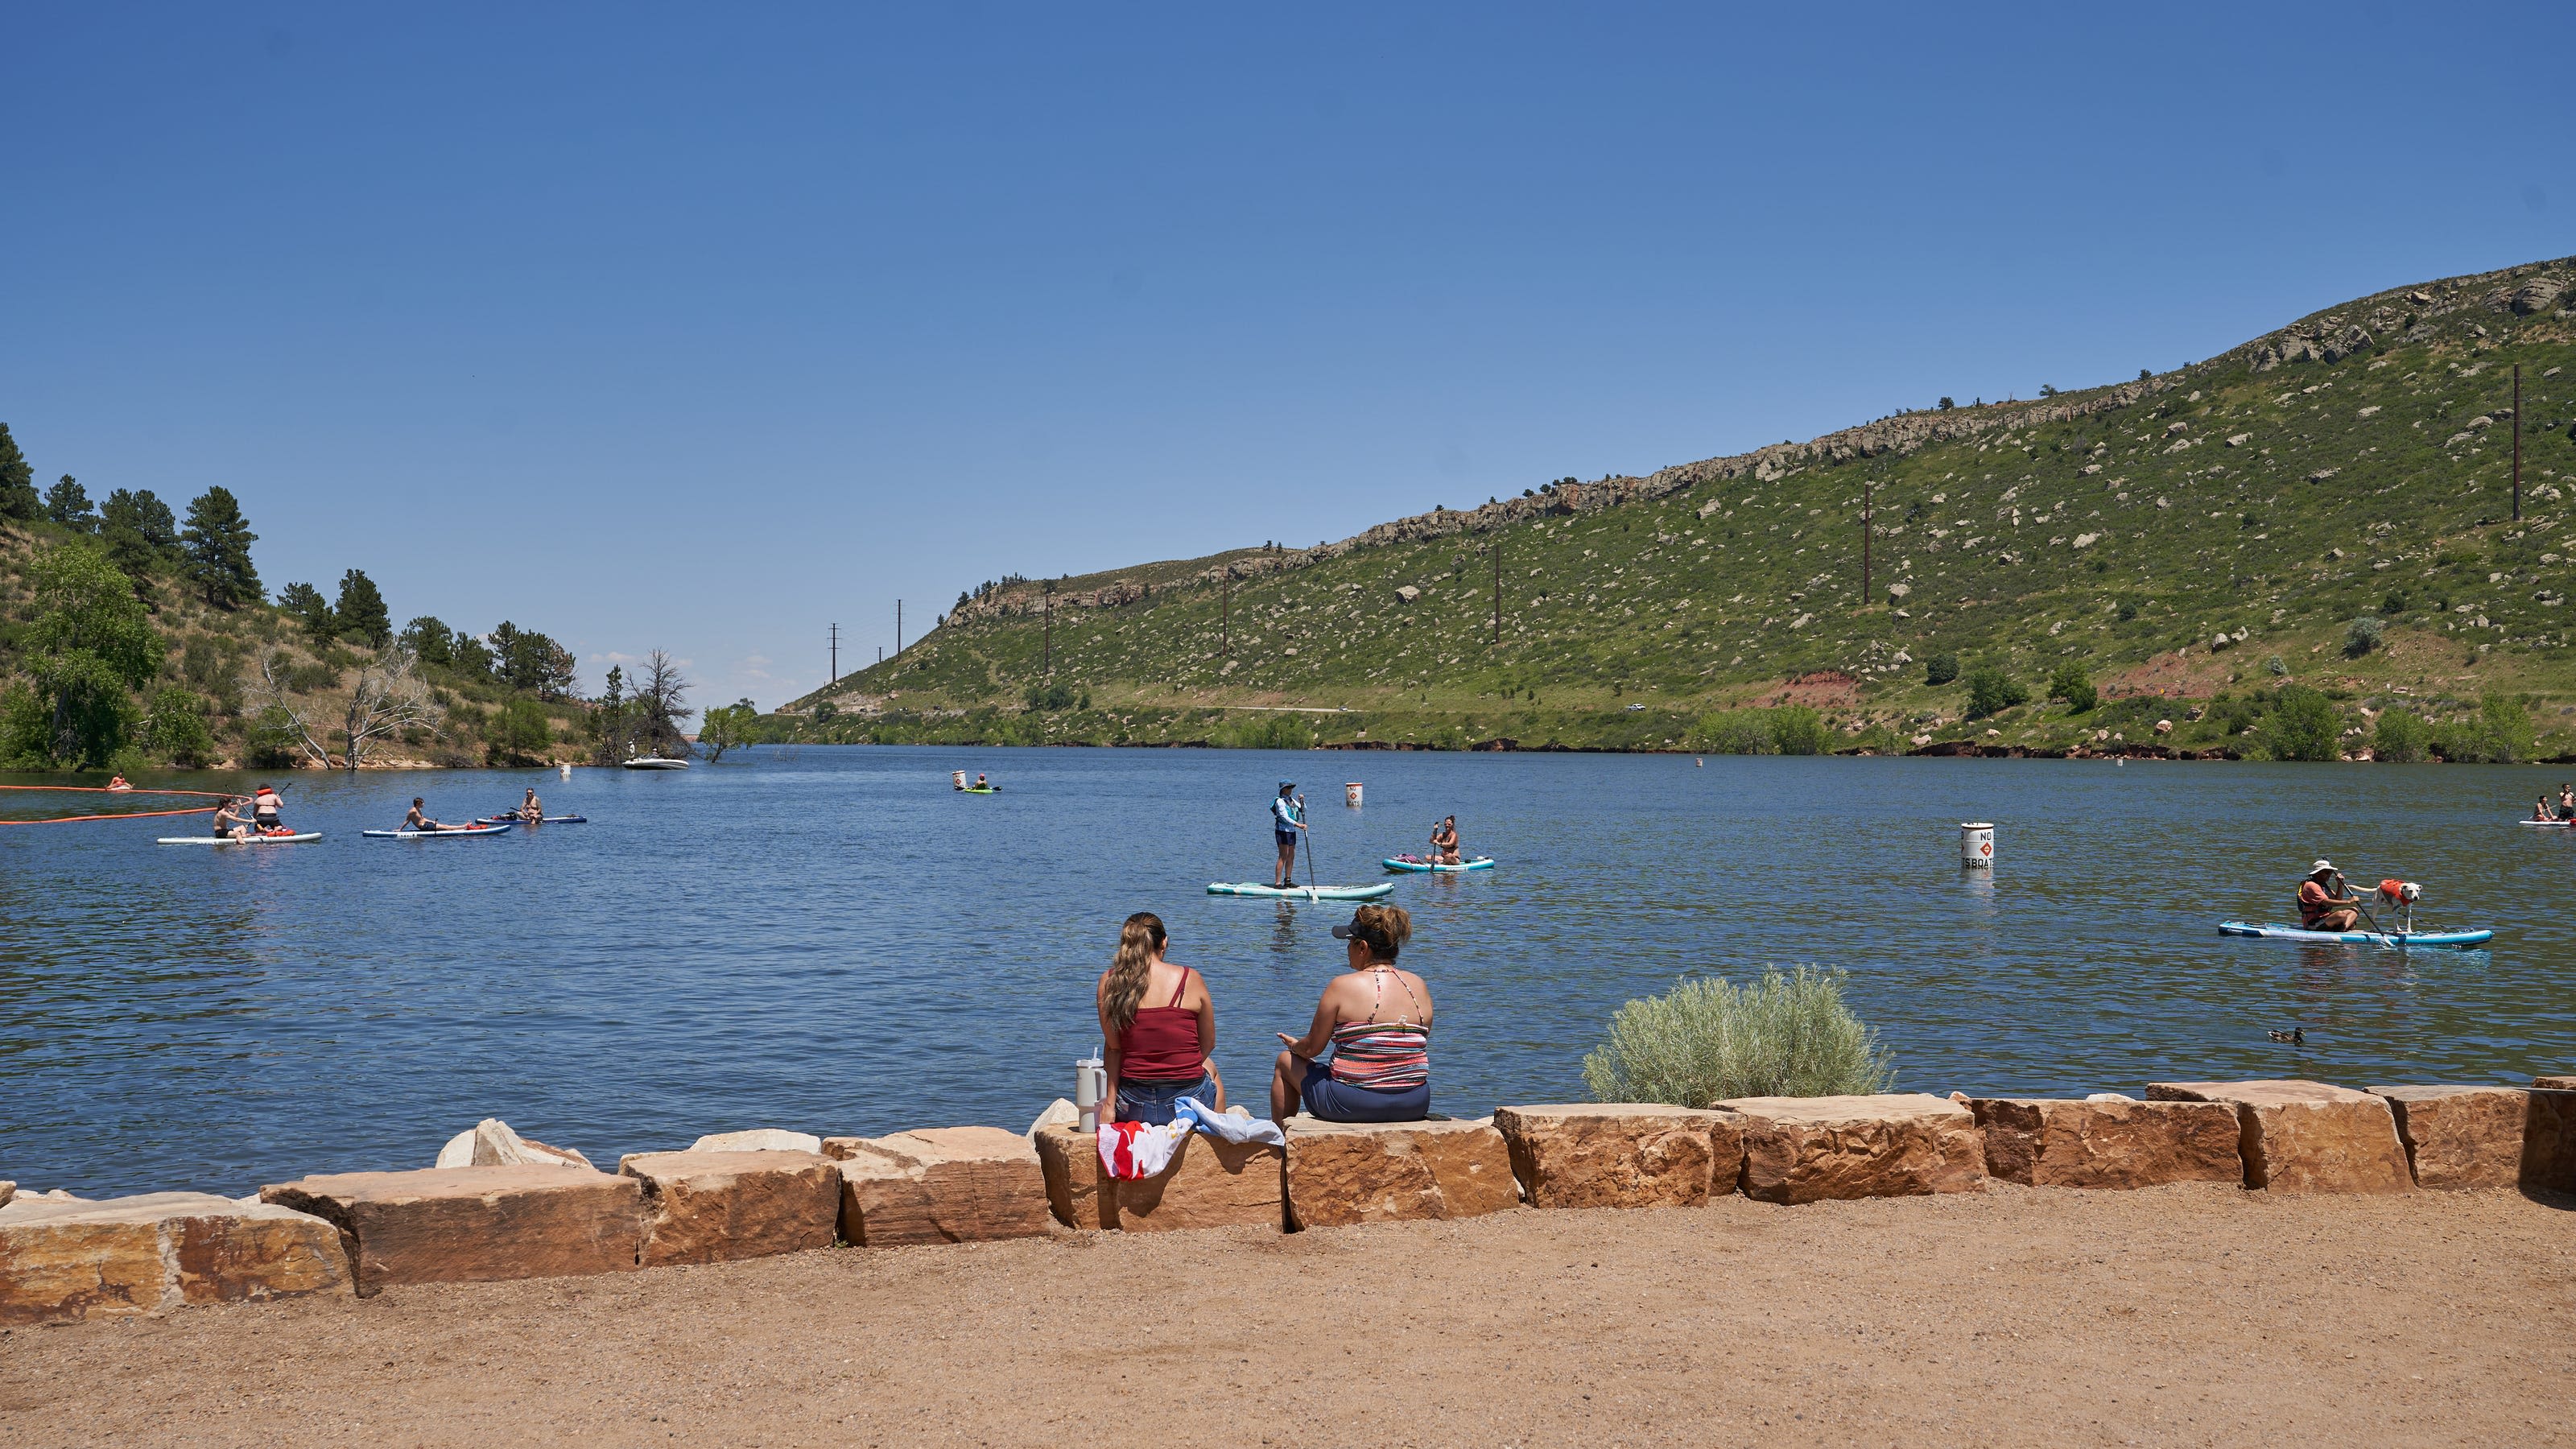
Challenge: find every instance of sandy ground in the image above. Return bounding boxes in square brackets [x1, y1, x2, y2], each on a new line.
[4, 1183, 2570, 1447]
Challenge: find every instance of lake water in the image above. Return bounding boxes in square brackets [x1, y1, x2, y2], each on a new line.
[6, 747, 2573, 1198]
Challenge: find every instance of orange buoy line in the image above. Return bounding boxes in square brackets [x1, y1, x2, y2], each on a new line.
[0, 783, 237, 825]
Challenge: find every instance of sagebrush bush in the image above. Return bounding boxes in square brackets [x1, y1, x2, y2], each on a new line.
[1689, 709, 1773, 754]
[1582, 965, 1893, 1107]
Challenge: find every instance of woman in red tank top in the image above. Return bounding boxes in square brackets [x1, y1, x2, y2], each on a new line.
[1096, 912, 1225, 1125]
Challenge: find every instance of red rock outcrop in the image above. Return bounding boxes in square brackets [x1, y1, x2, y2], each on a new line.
[261, 1166, 642, 1296]
[1491, 1104, 1745, 1209]
[617, 1150, 840, 1265]
[0, 1192, 348, 1326]
[1717, 1094, 1987, 1204]
[1032, 1125, 1283, 1232]
[825, 1127, 1053, 1245]
[2523, 1088, 2576, 1192]
[1281, 1117, 1518, 1228]
[1968, 1098, 2243, 1189]
[2144, 1080, 2412, 1193]
[2367, 1086, 2531, 1190]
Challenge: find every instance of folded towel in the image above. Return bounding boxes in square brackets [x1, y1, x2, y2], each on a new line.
[1175, 1097, 1286, 1147]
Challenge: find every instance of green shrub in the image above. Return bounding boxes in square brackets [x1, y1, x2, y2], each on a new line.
[1923, 653, 1959, 686]
[246, 705, 304, 769]
[2438, 692, 2535, 763]
[2264, 655, 2289, 676]
[1963, 667, 2028, 719]
[2260, 684, 2343, 761]
[1582, 965, 1893, 1107]
[2047, 661, 2096, 712]
[1689, 709, 1773, 754]
[485, 698, 554, 766]
[141, 687, 217, 767]
[1769, 705, 1831, 756]
[2372, 708, 2430, 762]
[1023, 680, 1077, 712]
[2345, 617, 2384, 658]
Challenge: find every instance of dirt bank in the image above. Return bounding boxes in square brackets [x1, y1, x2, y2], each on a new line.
[4, 1183, 2568, 1447]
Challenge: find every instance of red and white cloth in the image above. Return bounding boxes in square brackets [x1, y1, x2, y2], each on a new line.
[1096, 1098, 1286, 1180]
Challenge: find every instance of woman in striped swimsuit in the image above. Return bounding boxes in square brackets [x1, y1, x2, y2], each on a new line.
[1269, 904, 1432, 1124]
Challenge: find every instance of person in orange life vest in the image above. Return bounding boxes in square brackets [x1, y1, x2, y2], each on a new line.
[2297, 860, 2361, 931]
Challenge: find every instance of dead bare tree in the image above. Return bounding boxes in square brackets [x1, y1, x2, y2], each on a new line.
[246, 645, 443, 770]
[631, 649, 694, 760]
[337, 645, 444, 771]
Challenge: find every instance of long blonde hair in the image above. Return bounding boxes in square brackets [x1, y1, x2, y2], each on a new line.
[1104, 912, 1167, 1033]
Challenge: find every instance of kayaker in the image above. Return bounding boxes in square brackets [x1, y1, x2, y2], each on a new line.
[1271, 782, 1307, 887]
[250, 786, 287, 833]
[1269, 904, 1432, 1125]
[105, 774, 133, 793]
[2297, 861, 2362, 931]
[974, 773, 991, 791]
[1095, 911, 1224, 1125]
[1430, 815, 1462, 865]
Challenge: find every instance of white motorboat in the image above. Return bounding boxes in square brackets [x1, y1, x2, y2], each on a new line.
[621, 756, 691, 770]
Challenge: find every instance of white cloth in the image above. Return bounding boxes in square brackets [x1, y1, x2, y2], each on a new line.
[1096, 1098, 1287, 1180]
[1175, 1097, 1286, 1147]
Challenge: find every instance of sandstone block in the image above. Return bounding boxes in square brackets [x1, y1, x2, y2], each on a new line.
[0, 1182, 12, 1210]
[261, 1166, 641, 1296]
[1033, 1125, 1284, 1232]
[2144, 1080, 2412, 1193]
[827, 1128, 1052, 1246]
[688, 1129, 824, 1154]
[1282, 1117, 1517, 1228]
[2524, 1089, 2576, 1193]
[2367, 1086, 2530, 1190]
[433, 1118, 595, 1170]
[617, 1150, 840, 1266]
[0, 1192, 348, 1326]
[2533, 1075, 2576, 1092]
[1718, 1094, 1987, 1204]
[1968, 1097, 2241, 1189]
[1492, 1104, 1745, 1209]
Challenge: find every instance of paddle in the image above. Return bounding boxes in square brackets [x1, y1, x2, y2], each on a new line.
[1299, 791, 1322, 895]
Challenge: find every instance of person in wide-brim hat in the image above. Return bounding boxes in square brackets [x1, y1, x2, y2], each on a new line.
[2297, 859, 2360, 931]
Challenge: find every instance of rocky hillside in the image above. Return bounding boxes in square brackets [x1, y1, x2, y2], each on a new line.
[785, 257, 2576, 757]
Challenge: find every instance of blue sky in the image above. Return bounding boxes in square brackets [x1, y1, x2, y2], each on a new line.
[3, 4, 2566, 710]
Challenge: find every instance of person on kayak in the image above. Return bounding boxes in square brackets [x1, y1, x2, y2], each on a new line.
[402, 799, 473, 833]
[518, 787, 543, 824]
[250, 786, 287, 834]
[1272, 782, 1307, 887]
[1430, 815, 1462, 865]
[974, 773, 991, 791]
[2297, 861, 2362, 931]
[105, 775, 133, 793]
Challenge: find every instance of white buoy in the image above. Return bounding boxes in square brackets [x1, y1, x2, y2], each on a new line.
[952, 770, 968, 790]
[1960, 822, 1995, 869]
[559, 762, 572, 780]
[1345, 782, 1363, 807]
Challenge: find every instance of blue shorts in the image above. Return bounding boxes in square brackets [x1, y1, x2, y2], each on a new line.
[1115, 1073, 1216, 1127]
[1299, 1059, 1430, 1123]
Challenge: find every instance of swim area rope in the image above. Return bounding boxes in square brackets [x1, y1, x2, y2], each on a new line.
[0, 783, 235, 826]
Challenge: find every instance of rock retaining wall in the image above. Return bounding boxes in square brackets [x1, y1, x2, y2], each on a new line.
[6, 1072, 2570, 1327]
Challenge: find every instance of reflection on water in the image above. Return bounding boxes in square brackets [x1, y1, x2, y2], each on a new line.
[4, 748, 2572, 1196]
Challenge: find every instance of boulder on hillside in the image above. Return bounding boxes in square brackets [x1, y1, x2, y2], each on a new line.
[617, 1150, 840, 1266]
[1033, 1125, 1283, 1233]
[262, 1166, 642, 1297]
[1492, 1104, 1745, 1209]
[1968, 1097, 2241, 1189]
[434, 1118, 594, 1170]
[1282, 1117, 1517, 1228]
[0, 1192, 349, 1326]
[687, 1129, 825, 1154]
[826, 1127, 1053, 1246]
[2144, 1080, 2412, 1193]
[1718, 1094, 1986, 1204]
[1393, 585, 1421, 605]
[2367, 1086, 2529, 1190]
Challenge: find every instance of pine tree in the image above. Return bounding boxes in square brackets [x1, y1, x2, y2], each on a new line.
[180, 486, 262, 609]
[99, 489, 181, 581]
[0, 423, 37, 521]
[335, 568, 392, 647]
[278, 582, 336, 638]
[45, 476, 97, 531]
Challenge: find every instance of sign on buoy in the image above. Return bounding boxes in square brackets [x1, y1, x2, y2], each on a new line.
[1344, 782, 1364, 807]
[1960, 822, 1995, 869]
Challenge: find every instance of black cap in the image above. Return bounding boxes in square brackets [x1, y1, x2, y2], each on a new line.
[1329, 923, 1356, 939]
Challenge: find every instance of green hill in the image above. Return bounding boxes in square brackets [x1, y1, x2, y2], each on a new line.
[786, 257, 2576, 759]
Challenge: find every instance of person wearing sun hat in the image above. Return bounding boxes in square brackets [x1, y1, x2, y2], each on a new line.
[1269, 780, 1307, 888]
[2297, 860, 2361, 931]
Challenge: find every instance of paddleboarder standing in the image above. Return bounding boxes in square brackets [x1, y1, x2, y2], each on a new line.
[1272, 782, 1307, 887]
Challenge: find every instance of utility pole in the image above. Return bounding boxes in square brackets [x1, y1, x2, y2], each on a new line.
[1491, 539, 1501, 645]
[2513, 363, 2523, 522]
[828, 622, 839, 684]
[1862, 474, 1873, 605]
[895, 600, 903, 656]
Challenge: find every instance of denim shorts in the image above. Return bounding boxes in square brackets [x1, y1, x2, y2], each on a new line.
[1300, 1059, 1430, 1123]
[1116, 1073, 1216, 1126]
